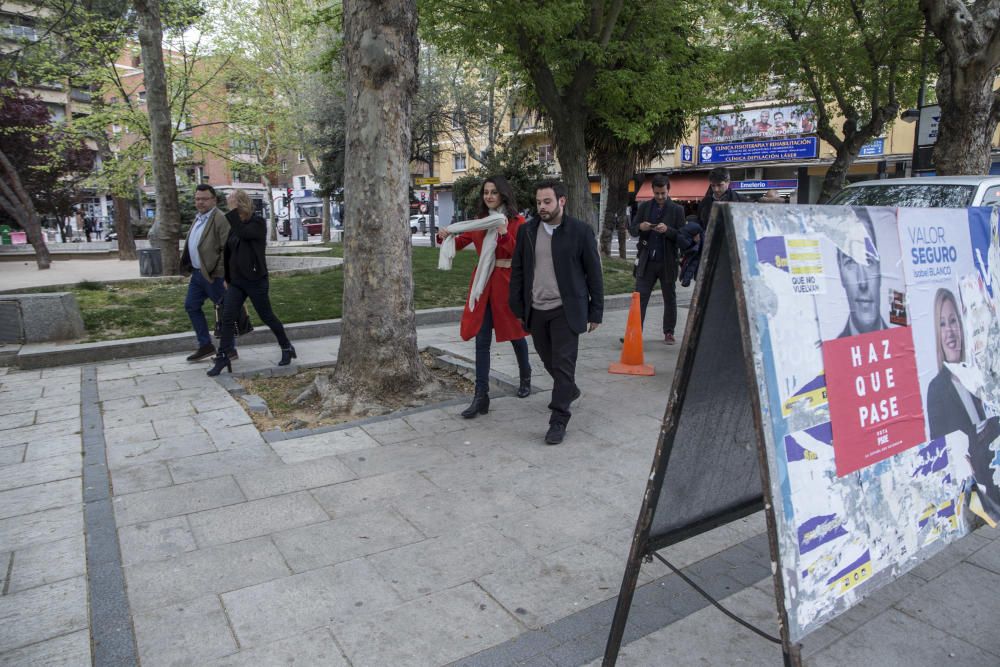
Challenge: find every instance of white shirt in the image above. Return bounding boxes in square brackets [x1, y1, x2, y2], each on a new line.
[187, 209, 214, 270]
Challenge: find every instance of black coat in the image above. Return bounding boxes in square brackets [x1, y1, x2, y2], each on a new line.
[509, 215, 604, 334]
[629, 198, 685, 278]
[697, 187, 742, 228]
[224, 210, 269, 283]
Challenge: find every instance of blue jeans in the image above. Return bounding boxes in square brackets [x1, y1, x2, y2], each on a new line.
[185, 272, 226, 347]
[475, 303, 530, 394]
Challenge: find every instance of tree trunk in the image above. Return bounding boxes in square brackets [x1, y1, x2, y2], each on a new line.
[0, 147, 50, 269]
[262, 175, 277, 241]
[134, 0, 182, 274]
[113, 194, 137, 260]
[933, 53, 997, 175]
[552, 118, 597, 234]
[332, 0, 426, 409]
[600, 166, 631, 258]
[321, 192, 331, 243]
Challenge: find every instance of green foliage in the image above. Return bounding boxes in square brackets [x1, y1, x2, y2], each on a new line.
[451, 141, 549, 220]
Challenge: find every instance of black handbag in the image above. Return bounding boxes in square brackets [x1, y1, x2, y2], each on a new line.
[213, 302, 254, 338]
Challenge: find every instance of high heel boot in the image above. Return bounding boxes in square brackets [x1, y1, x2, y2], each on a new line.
[279, 345, 297, 366]
[517, 369, 531, 398]
[206, 352, 232, 377]
[461, 389, 489, 418]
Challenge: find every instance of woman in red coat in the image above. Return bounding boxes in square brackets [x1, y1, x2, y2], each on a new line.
[438, 176, 531, 418]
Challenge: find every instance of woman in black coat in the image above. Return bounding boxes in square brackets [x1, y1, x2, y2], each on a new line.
[208, 189, 295, 376]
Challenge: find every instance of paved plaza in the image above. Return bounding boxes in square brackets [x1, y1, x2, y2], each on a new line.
[1, 293, 999, 665]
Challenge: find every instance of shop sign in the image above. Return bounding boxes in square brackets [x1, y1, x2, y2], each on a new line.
[699, 137, 818, 164]
[859, 138, 885, 157]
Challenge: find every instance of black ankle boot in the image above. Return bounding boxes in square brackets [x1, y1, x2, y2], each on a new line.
[461, 390, 489, 418]
[206, 352, 232, 377]
[279, 345, 297, 366]
[517, 371, 531, 398]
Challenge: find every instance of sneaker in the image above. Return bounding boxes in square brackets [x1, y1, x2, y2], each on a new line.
[545, 422, 566, 445]
[186, 343, 216, 362]
[664, 332, 676, 345]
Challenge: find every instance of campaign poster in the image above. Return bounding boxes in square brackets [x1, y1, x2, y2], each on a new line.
[730, 203, 982, 643]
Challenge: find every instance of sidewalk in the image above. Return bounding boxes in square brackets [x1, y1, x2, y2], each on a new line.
[1, 296, 998, 666]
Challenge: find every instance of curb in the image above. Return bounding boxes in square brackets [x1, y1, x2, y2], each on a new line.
[10, 292, 660, 370]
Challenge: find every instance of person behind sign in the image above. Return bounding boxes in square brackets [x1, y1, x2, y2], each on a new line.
[436, 176, 532, 418]
[926, 288, 1000, 506]
[629, 174, 685, 344]
[835, 210, 887, 338]
[509, 179, 604, 445]
[697, 167, 742, 229]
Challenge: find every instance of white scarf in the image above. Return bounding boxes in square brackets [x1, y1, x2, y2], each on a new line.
[438, 209, 508, 310]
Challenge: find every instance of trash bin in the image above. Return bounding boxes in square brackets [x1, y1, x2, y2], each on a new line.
[291, 218, 307, 241]
[138, 247, 163, 277]
[0, 225, 10, 245]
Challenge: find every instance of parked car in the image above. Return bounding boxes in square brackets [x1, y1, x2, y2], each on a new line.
[827, 176, 1000, 208]
[409, 215, 425, 234]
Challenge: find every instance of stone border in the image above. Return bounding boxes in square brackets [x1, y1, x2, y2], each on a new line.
[80, 367, 139, 664]
[210, 349, 521, 443]
[10, 292, 661, 370]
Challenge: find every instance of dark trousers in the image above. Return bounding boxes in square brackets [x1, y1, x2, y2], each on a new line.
[219, 277, 290, 354]
[474, 303, 531, 394]
[529, 307, 579, 425]
[185, 272, 226, 347]
[635, 258, 677, 334]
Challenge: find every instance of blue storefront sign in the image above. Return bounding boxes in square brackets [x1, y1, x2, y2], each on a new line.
[731, 179, 799, 191]
[681, 145, 694, 162]
[859, 138, 885, 157]
[699, 137, 818, 164]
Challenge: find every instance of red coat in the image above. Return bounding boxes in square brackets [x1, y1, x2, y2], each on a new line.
[455, 215, 529, 342]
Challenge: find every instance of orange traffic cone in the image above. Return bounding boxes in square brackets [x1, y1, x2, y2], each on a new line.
[609, 292, 654, 376]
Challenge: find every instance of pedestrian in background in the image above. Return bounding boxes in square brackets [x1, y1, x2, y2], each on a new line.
[180, 184, 231, 362]
[509, 180, 604, 445]
[630, 174, 684, 344]
[438, 176, 532, 418]
[208, 189, 295, 376]
[697, 167, 742, 229]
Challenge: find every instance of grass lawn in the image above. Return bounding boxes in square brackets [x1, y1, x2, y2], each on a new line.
[32, 245, 636, 342]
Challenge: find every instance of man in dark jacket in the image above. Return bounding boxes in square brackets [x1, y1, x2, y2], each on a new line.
[630, 174, 685, 344]
[180, 184, 231, 361]
[697, 167, 742, 229]
[510, 180, 604, 445]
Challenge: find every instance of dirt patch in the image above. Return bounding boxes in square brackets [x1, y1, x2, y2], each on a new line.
[236, 351, 475, 432]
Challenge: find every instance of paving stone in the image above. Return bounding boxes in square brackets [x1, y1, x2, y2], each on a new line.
[310, 470, 440, 518]
[118, 516, 198, 566]
[194, 407, 253, 431]
[339, 441, 457, 478]
[132, 376, 182, 394]
[331, 582, 523, 667]
[207, 628, 348, 666]
[24, 435, 81, 461]
[478, 542, 624, 629]
[188, 492, 329, 547]
[393, 487, 535, 538]
[33, 405, 82, 425]
[106, 431, 217, 469]
[207, 423, 266, 451]
[103, 422, 157, 447]
[102, 402, 195, 429]
[0, 445, 25, 467]
[0, 478, 80, 521]
[0, 412, 35, 431]
[273, 507, 425, 572]
[123, 536, 290, 612]
[99, 395, 146, 412]
[2, 419, 81, 446]
[222, 558, 402, 648]
[235, 456, 357, 499]
[908, 533, 991, 581]
[0, 385, 43, 401]
[966, 535, 1000, 575]
[0, 629, 91, 666]
[360, 417, 421, 445]
[491, 497, 630, 557]
[97, 378, 139, 401]
[400, 408, 468, 436]
[0, 454, 78, 492]
[367, 524, 535, 601]
[109, 461, 173, 495]
[113, 476, 245, 527]
[895, 561, 1000, 655]
[0, 505, 83, 552]
[167, 444, 281, 484]
[0, 576, 88, 652]
[8, 535, 86, 593]
[809, 607, 997, 666]
[133, 594, 238, 667]
[151, 415, 206, 439]
[826, 571, 929, 634]
[270, 428, 382, 464]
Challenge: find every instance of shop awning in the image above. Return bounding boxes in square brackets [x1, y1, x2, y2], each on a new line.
[635, 174, 710, 202]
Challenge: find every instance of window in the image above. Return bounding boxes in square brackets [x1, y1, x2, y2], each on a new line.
[298, 176, 307, 189]
[232, 170, 245, 182]
[111, 123, 121, 134]
[298, 151, 305, 163]
[537, 144, 554, 165]
[280, 160, 288, 174]
[453, 152, 467, 172]
[0, 15, 38, 42]
[137, 90, 146, 102]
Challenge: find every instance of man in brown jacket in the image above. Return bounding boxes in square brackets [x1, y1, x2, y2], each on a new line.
[180, 184, 231, 361]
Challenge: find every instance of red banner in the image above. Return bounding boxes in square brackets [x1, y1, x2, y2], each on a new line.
[823, 327, 926, 476]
